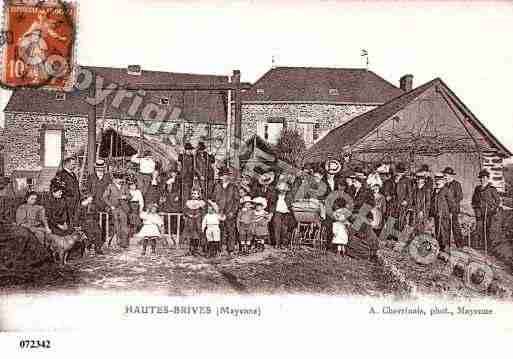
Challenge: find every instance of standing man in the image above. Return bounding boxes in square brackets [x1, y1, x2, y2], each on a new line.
[413, 171, 432, 234]
[85, 159, 112, 243]
[270, 181, 294, 249]
[130, 150, 156, 195]
[178, 143, 197, 207]
[430, 173, 451, 253]
[471, 170, 501, 250]
[102, 172, 130, 249]
[393, 163, 413, 231]
[195, 142, 215, 199]
[323, 159, 342, 193]
[213, 168, 239, 256]
[442, 167, 463, 248]
[54, 156, 80, 227]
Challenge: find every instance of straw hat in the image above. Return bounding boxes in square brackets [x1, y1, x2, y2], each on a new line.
[252, 197, 267, 209]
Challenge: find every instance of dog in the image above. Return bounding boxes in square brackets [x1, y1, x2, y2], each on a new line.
[48, 229, 85, 265]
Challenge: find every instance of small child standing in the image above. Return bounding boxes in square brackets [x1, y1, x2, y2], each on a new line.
[332, 208, 350, 257]
[201, 200, 222, 258]
[135, 203, 163, 256]
[183, 187, 206, 256]
[251, 197, 272, 252]
[237, 196, 254, 255]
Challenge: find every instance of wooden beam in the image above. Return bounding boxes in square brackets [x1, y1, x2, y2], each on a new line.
[87, 77, 97, 175]
[232, 69, 241, 175]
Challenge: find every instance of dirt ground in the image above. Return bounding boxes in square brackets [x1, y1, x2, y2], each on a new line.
[0, 242, 393, 296]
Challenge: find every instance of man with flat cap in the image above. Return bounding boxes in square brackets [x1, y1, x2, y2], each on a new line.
[442, 167, 463, 247]
[472, 170, 501, 250]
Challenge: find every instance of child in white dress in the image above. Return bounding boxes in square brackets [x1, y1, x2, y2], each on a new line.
[332, 207, 350, 257]
[201, 200, 222, 257]
[136, 202, 163, 256]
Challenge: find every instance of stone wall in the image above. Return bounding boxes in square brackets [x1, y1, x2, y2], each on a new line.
[241, 103, 375, 147]
[482, 151, 506, 193]
[3, 112, 88, 175]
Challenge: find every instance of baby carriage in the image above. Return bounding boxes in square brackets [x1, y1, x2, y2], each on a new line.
[290, 199, 327, 253]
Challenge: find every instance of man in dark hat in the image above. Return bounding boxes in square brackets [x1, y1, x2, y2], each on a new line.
[213, 167, 239, 256]
[195, 141, 215, 199]
[442, 166, 463, 247]
[430, 173, 451, 252]
[178, 142, 198, 208]
[392, 162, 413, 231]
[472, 170, 501, 250]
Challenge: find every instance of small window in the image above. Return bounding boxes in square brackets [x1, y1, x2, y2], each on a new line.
[264, 124, 269, 141]
[55, 93, 66, 101]
[328, 88, 339, 96]
[160, 98, 169, 105]
[256, 88, 264, 94]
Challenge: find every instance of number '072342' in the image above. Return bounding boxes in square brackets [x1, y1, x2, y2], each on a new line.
[19, 339, 51, 349]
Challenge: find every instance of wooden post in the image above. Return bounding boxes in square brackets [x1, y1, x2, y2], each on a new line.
[87, 77, 97, 174]
[232, 69, 241, 175]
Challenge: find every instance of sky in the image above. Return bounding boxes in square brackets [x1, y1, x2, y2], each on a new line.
[1, 0, 512, 153]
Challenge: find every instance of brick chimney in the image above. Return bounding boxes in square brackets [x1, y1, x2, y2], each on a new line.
[400, 74, 413, 92]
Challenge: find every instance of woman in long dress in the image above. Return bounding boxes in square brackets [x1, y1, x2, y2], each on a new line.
[16, 191, 51, 245]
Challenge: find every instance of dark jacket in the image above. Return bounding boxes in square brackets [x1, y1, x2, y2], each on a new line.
[413, 183, 432, 216]
[471, 184, 500, 219]
[445, 180, 463, 214]
[45, 196, 72, 235]
[85, 173, 112, 210]
[213, 181, 240, 220]
[394, 175, 413, 207]
[353, 185, 375, 213]
[54, 169, 80, 204]
[430, 186, 451, 218]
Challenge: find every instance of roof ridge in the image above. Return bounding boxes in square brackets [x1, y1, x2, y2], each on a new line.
[81, 65, 229, 78]
[274, 66, 368, 71]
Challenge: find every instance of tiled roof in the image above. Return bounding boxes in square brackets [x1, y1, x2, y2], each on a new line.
[242, 67, 403, 103]
[304, 78, 511, 163]
[4, 66, 229, 124]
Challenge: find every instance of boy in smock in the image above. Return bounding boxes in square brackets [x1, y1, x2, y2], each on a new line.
[250, 197, 272, 252]
[201, 200, 222, 257]
[237, 196, 254, 255]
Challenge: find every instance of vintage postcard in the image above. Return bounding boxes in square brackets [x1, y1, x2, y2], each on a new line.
[0, 0, 512, 357]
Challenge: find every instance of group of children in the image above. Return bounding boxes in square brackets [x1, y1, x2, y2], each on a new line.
[181, 185, 274, 258]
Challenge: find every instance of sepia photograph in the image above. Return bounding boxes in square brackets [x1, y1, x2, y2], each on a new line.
[0, 0, 512, 356]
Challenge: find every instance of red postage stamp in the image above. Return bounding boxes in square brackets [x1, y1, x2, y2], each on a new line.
[1, 0, 76, 90]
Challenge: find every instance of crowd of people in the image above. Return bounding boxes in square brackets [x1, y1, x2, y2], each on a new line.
[2, 141, 503, 262]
